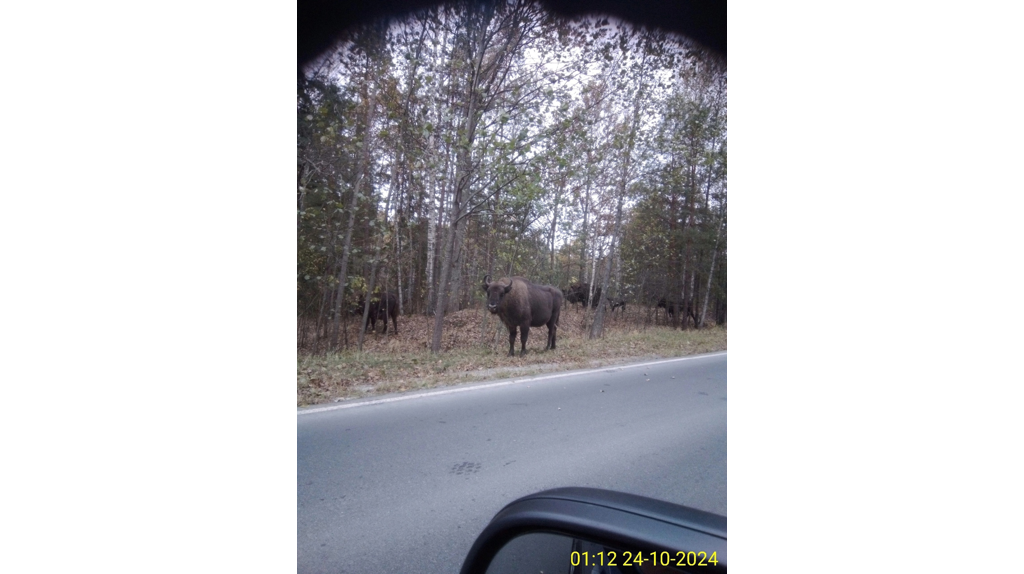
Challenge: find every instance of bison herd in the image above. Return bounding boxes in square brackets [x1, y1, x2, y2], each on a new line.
[347, 275, 711, 356]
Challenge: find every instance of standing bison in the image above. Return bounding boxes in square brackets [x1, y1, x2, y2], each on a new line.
[657, 297, 697, 328]
[564, 282, 602, 309]
[351, 292, 398, 334]
[482, 275, 562, 357]
[368, 292, 398, 334]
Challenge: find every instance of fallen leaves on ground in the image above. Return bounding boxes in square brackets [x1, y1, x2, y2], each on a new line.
[297, 306, 725, 406]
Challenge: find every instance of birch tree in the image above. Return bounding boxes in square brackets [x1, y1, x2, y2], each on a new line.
[429, 0, 548, 353]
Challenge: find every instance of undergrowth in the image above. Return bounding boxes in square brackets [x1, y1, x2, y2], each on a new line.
[297, 307, 726, 406]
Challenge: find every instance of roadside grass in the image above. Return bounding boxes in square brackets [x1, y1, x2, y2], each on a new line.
[297, 306, 726, 406]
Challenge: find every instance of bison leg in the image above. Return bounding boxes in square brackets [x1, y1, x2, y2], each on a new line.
[546, 313, 558, 350]
[391, 313, 397, 335]
[519, 325, 530, 357]
[552, 301, 562, 350]
[507, 326, 517, 357]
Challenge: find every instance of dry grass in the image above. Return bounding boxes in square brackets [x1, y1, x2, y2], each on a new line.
[297, 305, 726, 406]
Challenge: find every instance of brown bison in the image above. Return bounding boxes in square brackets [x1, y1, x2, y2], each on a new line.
[564, 284, 587, 308]
[565, 282, 602, 309]
[482, 275, 562, 357]
[351, 292, 398, 334]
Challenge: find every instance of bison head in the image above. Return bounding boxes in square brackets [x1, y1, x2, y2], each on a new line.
[481, 275, 512, 314]
[348, 296, 366, 316]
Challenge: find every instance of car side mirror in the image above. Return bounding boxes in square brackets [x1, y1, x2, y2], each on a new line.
[461, 487, 727, 574]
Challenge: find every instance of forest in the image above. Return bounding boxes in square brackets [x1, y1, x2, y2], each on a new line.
[297, 0, 726, 356]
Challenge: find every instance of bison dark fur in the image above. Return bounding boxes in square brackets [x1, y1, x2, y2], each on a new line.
[482, 275, 562, 357]
[371, 292, 398, 334]
[657, 297, 697, 327]
[565, 282, 602, 309]
[352, 292, 398, 334]
[564, 283, 587, 308]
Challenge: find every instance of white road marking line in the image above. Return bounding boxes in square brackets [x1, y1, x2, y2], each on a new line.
[298, 351, 726, 416]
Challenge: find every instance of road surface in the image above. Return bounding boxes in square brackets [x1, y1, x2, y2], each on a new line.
[297, 352, 727, 573]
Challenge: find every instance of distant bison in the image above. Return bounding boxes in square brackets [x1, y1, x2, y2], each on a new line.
[352, 292, 398, 334]
[482, 275, 562, 357]
[564, 284, 587, 308]
[609, 298, 627, 312]
[565, 282, 602, 309]
[657, 297, 697, 327]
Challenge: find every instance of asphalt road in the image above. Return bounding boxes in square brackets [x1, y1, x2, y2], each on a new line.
[297, 351, 727, 573]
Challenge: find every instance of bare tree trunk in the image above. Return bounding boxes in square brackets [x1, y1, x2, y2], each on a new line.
[588, 246, 598, 304]
[297, 163, 309, 232]
[358, 265, 380, 349]
[395, 221, 404, 316]
[447, 218, 469, 313]
[430, 211, 458, 353]
[358, 158, 397, 350]
[579, 177, 590, 282]
[390, 25, 426, 319]
[682, 160, 699, 330]
[407, 218, 419, 314]
[550, 177, 562, 274]
[328, 184, 362, 350]
[699, 216, 724, 328]
[431, 135, 470, 351]
[613, 240, 622, 295]
[594, 56, 646, 337]
[672, 258, 685, 330]
[590, 190, 624, 338]
[423, 131, 440, 313]
[408, 242, 418, 314]
[686, 270, 696, 330]
[431, 0, 501, 353]
[425, 159, 438, 314]
[328, 52, 378, 351]
[318, 284, 333, 351]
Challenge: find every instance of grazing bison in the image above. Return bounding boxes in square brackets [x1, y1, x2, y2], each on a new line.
[482, 275, 562, 357]
[351, 292, 398, 334]
[609, 298, 627, 312]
